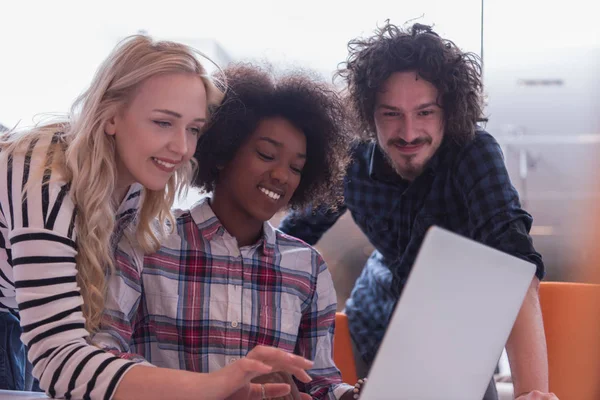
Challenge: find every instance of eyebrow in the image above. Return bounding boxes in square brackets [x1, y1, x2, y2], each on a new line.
[377, 102, 439, 111]
[415, 102, 439, 110]
[153, 109, 206, 122]
[258, 136, 307, 159]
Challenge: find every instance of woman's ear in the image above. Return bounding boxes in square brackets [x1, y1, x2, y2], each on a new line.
[104, 115, 117, 136]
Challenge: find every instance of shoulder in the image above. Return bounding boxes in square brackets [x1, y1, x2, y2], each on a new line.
[276, 229, 320, 253]
[158, 209, 194, 249]
[455, 130, 503, 166]
[349, 140, 373, 164]
[449, 130, 515, 198]
[275, 229, 327, 268]
[2, 131, 70, 191]
[172, 207, 193, 221]
[452, 130, 506, 178]
[0, 131, 73, 231]
[3, 130, 62, 166]
[350, 140, 373, 155]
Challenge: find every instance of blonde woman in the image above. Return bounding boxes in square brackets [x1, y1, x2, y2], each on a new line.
[0, 35, 313, 400]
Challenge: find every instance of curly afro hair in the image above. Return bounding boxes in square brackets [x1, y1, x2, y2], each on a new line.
[193, 63, 351, 210]
[337, 21, 485, 144]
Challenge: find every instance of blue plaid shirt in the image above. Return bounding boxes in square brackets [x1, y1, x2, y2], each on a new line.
[279, 131, 545, 367]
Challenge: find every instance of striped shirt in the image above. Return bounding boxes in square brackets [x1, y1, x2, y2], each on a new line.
[94, 197, 353, 400]
[0, 133, 143, 399]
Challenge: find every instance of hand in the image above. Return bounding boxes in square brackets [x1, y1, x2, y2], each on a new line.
[215, 346, 313, 400]
[251, 372, 312, 400]
[515, 391, 559, 400]
[244, 345, 314, 384]
[340, 378, 367, 400]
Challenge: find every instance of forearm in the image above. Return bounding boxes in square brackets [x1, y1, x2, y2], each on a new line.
[279, 206, 345, 245]
[115, 366, 223, 400]
[506, 278, 549, 396]
[116, 347, 316, 400]
[93, 316, 145, 362]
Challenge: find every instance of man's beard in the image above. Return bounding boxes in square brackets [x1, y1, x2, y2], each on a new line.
[381, 137, 432, 181]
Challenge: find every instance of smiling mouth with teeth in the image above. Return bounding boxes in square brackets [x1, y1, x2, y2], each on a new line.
[259, 187, 281, 201]
[152, 157, 176, 169]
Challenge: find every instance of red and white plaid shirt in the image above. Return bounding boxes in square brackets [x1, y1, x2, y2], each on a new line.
[94, 197, 352, 399]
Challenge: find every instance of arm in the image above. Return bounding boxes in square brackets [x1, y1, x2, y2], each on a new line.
[1, 139, 172, 399]
[506, 277, 551, 398]
[2, 139, 316, 400]
[294, 253, 354, 400]
[279, 205, 347, 246]
[91, 237, 147, 363]
[115, 346, 316, 400]
[454, 133, 549, 397]
[3, 139, 141, 399]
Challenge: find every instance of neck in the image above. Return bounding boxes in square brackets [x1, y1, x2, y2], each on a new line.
[210, 189, 263, 248]
[112, 184, 130, 209]
[114, 158, 135, 209]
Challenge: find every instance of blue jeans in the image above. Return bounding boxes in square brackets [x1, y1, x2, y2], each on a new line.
[0, 312, 42, 391]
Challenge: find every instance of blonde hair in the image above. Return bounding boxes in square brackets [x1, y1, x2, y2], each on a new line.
[0, 35, 225, 331]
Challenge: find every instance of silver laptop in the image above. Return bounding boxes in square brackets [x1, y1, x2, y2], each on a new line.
[360, 226, 536, 400]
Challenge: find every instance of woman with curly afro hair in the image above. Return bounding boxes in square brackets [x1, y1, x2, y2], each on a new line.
[95, 63, 357, 400]
[194, 63, 351, 217]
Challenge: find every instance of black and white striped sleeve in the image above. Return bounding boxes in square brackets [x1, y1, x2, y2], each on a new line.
[0, 135, 137, 400]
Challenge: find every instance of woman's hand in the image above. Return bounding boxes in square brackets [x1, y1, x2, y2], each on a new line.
[217, 346, 313, 400]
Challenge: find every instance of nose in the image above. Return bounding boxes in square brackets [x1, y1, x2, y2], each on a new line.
[399, 115, 419, 143]
[168, 128, 189, 156]
[270, 162, 289, 185]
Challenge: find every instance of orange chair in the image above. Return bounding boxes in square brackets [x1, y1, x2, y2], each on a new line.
[539, 282, 600, 400]
[334, 312, 358, 385]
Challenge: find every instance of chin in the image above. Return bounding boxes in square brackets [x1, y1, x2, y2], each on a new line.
[250, 208, 277, 224]
[395, 162, 425, 180]
[140, 179, 170, 192]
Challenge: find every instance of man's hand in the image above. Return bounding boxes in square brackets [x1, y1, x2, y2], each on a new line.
[515, 390, 559, 400]
[339, 389, 357, 400]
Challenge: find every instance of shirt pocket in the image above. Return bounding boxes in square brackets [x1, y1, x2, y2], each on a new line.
[257, 306, 302, 352]
[139, 291, 216, 370]
[141, 292, 180, 341]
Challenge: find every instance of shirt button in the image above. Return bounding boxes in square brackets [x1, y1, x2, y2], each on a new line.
[229, 357, 238, 364]
[231, 321, 239, 328]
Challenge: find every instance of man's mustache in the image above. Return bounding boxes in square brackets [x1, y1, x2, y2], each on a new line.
[388, 137, 432, 147]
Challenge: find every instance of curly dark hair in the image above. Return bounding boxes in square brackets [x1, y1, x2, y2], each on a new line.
[193, 63, 351, 210]
[337, 21, 484, 144]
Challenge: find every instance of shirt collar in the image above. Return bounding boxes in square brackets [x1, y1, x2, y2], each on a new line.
[368, 142, 402, 183]
[115, 183, 143, 222]
[111, 183, 143, 251]
[189, 196, 277, 255]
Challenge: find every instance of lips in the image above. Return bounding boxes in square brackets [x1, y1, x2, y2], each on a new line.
[151, 157, 180, 172]
[393, 142, 425, 154]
